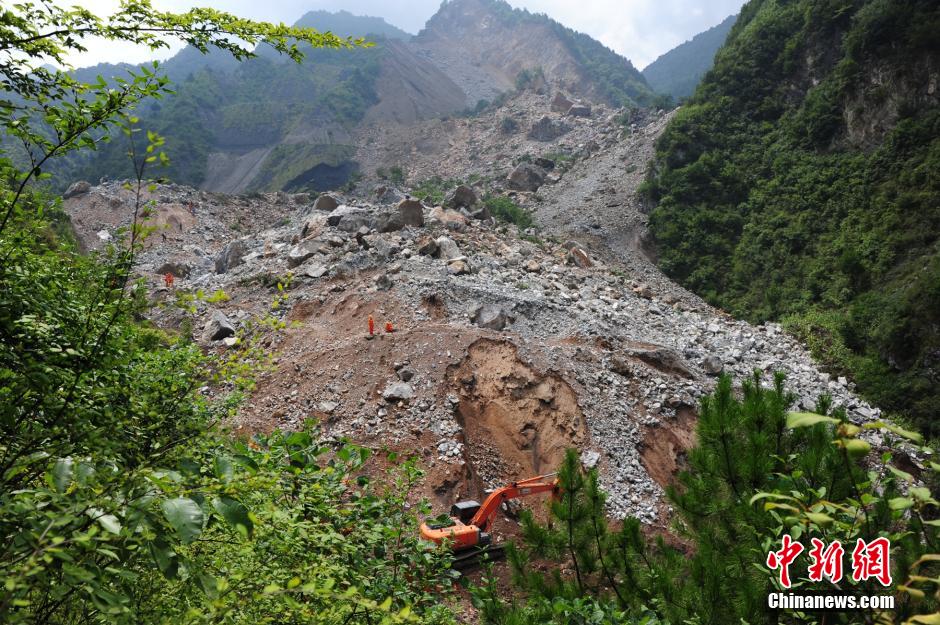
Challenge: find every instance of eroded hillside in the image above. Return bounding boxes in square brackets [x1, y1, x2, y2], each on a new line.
[62, 90, 883, 534]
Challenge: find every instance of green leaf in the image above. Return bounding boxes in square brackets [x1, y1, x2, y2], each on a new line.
[213, 455, 234, 483]
[911, 487, 933, 502]
[786, 412, 838, 428]
[909, 614, 940, 625]
[839, 438, 871, 458]
[149, 539, 178, 579]
[888, 465, 915, 482]
[51, 457, 74, 493]
[864, 421, 924, 443]
[804, 512, 834, 526]
[212, 496, 253, 537]
[889, 497, 914, 510]
[749, 492, 799, 505]
[161, 497, 204, 544]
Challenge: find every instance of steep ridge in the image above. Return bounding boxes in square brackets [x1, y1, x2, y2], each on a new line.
[645, 0, 940, 432]
[48, 3, 663, 194]
[413, 0, 657, 108]
[642, 14, 737, 101]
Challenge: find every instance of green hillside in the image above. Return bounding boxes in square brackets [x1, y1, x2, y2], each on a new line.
[641, 14, 736, 101]
[645, 0, 940, 432]
[70, 45, 381, 190]
[50, 12, 410, 192]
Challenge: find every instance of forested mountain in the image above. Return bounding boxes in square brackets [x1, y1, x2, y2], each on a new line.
[641, 14, 736, 101]
[645, 0, 940, 432]
[50, 0, 660, 194]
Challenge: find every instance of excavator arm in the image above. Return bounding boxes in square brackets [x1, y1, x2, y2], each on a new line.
[471, 474, 560, 531]
[419, 472, 560, 556]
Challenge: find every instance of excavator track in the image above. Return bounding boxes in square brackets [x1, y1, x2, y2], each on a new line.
[451, 544, 506, 571]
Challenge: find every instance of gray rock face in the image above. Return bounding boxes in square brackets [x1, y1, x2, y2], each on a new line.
[397, 198, 425, 227]
[447, 258, 471, 275]
[550, 91, 573, 113]
[528, 115, 570, 141]
[374, 185, 405, 204]
[533, 157, 556, 170]
[327, 206, 374, 232]
[507, 163, 547, 192]
[567, 103, 592, 117]
[63, 181, 91, 199]
[703, 356, 724, 376]
[568, 248, 592, 268]
[215, 240, 247, 274]
[375, 210, 404, 233]
[446, 185, 478, 209]
[417, 236, 439, 257]
[472, 304, 513, 331]
[313, 193, 340, 212]
[156, 261, 191, 278]
[382, 382, 414, 402]
[581, 450, 601, 469]
[435, 236, 462, 260]
[203, 310, 235, 342]
[287, 239, 325, 268]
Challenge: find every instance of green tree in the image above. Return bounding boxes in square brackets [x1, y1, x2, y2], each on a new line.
[474, 373, 939, 624]
[0, 4, 453, 624]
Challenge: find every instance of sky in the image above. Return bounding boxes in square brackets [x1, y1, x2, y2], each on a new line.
[57, 0, 745, 70]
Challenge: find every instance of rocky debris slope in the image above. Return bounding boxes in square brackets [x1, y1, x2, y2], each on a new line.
[63, 157, 883, 523]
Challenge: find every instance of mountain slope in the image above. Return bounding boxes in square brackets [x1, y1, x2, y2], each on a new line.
[645, 0, 940, 431]
[55, 3, 661, 193]
[413, 0, 658, 108]
[641, 14, 736, 101]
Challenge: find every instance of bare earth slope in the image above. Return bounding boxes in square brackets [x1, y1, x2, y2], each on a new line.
[61, 93, 884, 534]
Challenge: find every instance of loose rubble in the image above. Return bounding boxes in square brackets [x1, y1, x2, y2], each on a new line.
[62, 90, 886, 526]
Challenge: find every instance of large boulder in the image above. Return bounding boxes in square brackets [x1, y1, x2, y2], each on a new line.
[203, 310, 235, 342]
[313, 193, 340, 212]
[567, 247, 593, 268]
[435, 236, 462, 260]
[375, 210, 404, 233]
[397, 198, 425, 227]
[550, 92, 573, 113]
[382, 382, 414, 402]
[566, 103, 592, 117]
[472, 304, 514, 331]
[300, 213, 328, 240]
[327, 206, 374, 232]
[445, 185, 478, 210]
[506, 163, 547, 192]
[215, 240, 248, 274]
[374, 185, 405, 204]
[156, 260, 191, 278]
[287, 239, 326, 268]
[428, 206, 468, 231]
[703, 356, 724, 376]
[528, 116, 570, 141]
[63, 180, 91, 199]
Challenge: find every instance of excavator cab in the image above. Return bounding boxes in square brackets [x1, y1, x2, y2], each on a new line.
[450, 500, 481, 524]
[420, 473, 559, 563]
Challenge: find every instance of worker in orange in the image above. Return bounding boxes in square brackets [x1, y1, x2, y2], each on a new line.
[385, 322, 395, 333]
[163, 272, 174, 288]
[368, 314, 375, 336]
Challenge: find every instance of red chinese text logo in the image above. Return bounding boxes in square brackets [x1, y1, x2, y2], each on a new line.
[766, 536, 891, 588]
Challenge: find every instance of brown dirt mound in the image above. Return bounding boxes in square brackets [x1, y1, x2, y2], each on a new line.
[449, 338, 587, 488]
[639, 405, 697, 488]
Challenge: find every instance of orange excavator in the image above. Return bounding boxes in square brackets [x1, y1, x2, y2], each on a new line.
[420, 473, 560, 568]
